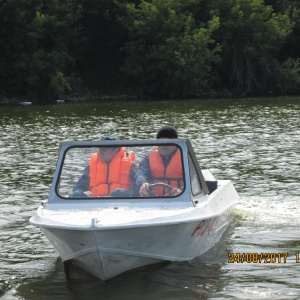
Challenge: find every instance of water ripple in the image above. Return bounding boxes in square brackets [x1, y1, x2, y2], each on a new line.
[0, 97, 299, 299]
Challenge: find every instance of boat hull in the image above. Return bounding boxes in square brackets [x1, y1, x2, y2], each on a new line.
[39, 209, 232, 280]
[30, 139, 239, 280]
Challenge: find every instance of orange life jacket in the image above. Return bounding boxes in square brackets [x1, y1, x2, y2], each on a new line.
[148, 149, 183, 196]
[89, 147, 136, 196]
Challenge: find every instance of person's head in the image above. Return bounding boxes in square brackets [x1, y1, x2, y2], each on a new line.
[103, 136, 118, 141]
[99, 136, 120, 163]
[156, 125, 178, 139]
[156, 126, 178, 158]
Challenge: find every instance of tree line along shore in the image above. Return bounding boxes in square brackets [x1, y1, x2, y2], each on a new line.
[0, 0, 299, 104]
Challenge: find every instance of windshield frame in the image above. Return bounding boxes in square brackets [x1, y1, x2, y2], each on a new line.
[47, 139, 208, 205]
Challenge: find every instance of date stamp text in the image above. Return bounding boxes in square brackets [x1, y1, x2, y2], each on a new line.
[228, 252, 300, 263]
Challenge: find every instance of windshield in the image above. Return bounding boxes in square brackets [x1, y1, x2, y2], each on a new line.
[57, 144, 185, 199]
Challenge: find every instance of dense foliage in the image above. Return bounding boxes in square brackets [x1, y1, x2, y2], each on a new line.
[0, 0, 299, 102]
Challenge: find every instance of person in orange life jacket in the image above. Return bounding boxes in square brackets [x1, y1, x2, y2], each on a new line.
[71, 136, 144, 197]
[139, 126, 183, 197]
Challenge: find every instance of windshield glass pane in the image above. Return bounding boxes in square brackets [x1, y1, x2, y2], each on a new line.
[57, 144, 185, 199]
[188, 154, 202, 196]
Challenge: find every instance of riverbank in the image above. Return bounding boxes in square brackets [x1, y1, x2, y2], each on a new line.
[1, 93, 299, 107]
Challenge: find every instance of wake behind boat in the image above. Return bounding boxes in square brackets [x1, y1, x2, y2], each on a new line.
[30, 139, 239, 280]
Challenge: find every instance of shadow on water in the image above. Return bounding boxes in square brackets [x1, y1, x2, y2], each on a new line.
[12, 262, 223, 300]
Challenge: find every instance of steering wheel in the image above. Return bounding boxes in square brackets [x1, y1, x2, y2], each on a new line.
[148, 183, 174, 197]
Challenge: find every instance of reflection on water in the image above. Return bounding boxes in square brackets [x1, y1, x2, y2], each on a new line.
[0, 97, 300, 299]
[12, 241, 231, 300]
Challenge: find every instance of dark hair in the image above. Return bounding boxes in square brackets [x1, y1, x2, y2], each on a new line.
[102, 136, 118, 140]
[156, 125, 178, 139]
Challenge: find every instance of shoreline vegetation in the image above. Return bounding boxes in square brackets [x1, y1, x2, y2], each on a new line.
[0, 1, 299, 103]
[1, 92, 299, 106]
[0, 89, 251, 105]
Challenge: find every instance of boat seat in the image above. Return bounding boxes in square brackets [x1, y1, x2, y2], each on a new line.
[206, 181, 218, 194]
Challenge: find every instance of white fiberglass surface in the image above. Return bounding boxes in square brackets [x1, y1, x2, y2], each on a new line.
[39, 207, 200, 227]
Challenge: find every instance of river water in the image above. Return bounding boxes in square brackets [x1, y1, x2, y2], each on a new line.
[0, 96, 299, 299]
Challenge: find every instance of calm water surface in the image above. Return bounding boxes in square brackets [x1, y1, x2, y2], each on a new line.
[0, 97, 299, 299]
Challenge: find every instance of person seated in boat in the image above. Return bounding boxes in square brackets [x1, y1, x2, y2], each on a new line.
[138, 126, 183, 197]
[71, 136, 145, 198]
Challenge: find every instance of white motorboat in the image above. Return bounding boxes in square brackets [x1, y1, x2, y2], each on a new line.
[55, 99, 64, 104]
[18, 101, 32, 106]
[30, 139, 239, 280]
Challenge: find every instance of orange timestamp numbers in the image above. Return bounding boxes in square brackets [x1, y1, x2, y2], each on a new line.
[228, 252, 290, 263]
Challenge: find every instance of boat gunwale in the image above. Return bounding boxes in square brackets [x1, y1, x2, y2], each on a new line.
[30, 180, 238, 230]
[30, 205, 236, 231]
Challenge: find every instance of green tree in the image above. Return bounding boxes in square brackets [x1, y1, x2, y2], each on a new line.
[118, 0, 221, 97]
[276, 1, 300, 94]
[210, 0, 297, 95]
[75, 0, 128, 93]
[0, 0, 82, 102]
